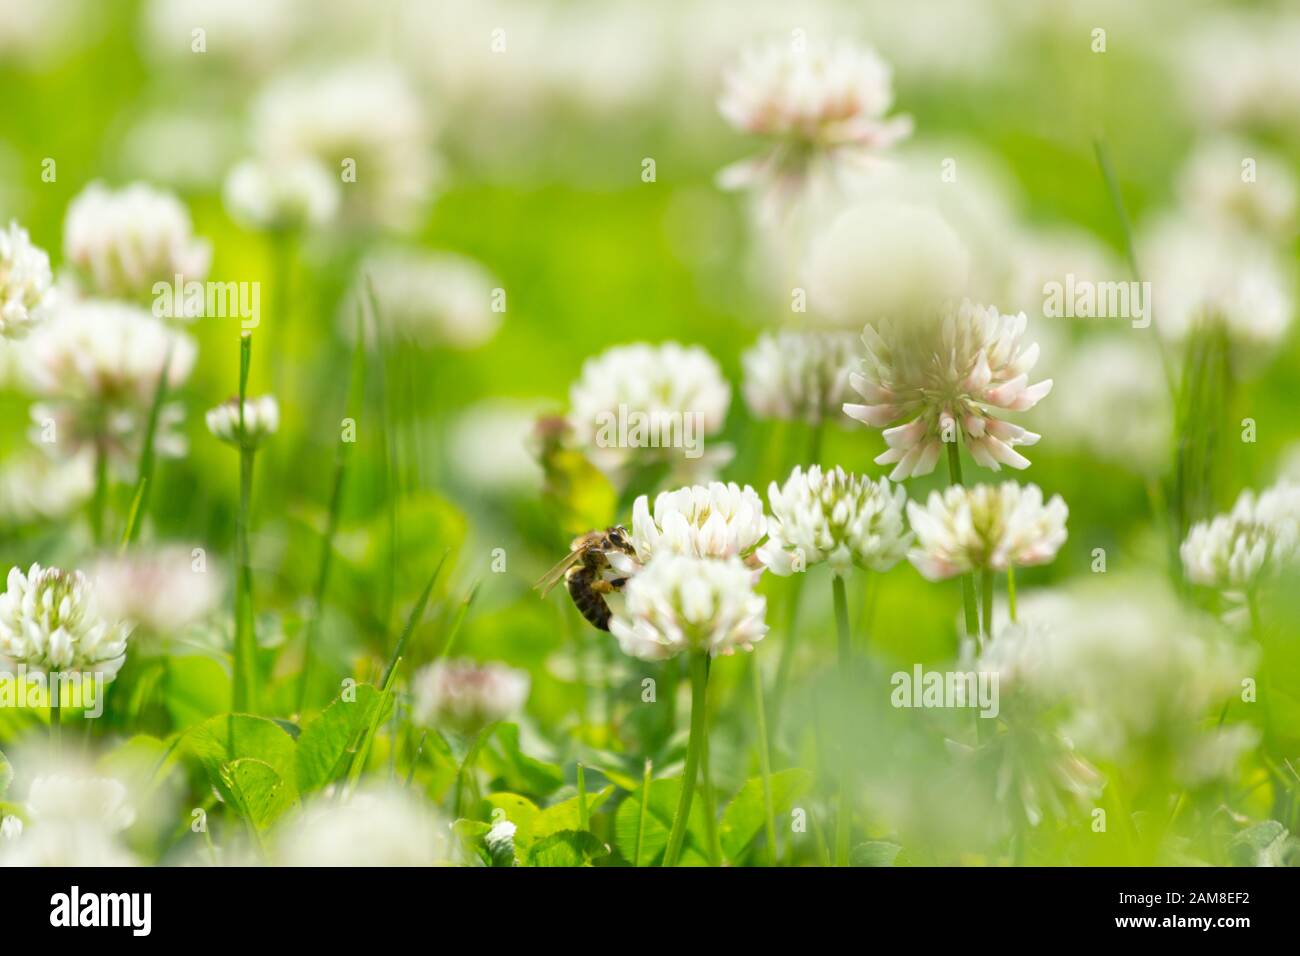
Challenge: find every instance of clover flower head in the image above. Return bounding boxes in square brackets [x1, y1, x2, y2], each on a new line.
[845, 299, 1053, 480]
[63, 181, 210, 300]
[717, 40, 911, 220]
[1181, 481, 1300, 592]
[0, 564, 131, 681]
[223, 156, 340, 232]
[279, 786, 447, 867]
[0, 764, 138, 867]
[350, 248, 500, 350]
[206, 395, 279, 450]
[410, 658, 529, 735]
[1177, 136, 1297, 241]
[741, 330, 857, 425]
[906, 481, 1068, 581]
[758, 464, 910, 576]
[90, 545, 224, 637]
[610, 554, 767, 661]
[567, 342, 731, 479]
[629, 481, 766, 566]
[0, 220, 55, 338]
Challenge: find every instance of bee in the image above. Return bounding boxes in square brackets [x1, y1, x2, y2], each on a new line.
[535, 526, 637, 631]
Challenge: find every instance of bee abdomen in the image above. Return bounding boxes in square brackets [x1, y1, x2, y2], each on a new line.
[566, 567, 612, 631]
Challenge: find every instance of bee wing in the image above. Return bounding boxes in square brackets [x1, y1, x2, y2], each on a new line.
[534, 549, 583, 597]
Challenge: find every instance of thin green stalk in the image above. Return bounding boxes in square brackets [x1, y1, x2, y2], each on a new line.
[634, 759, 652, 867]
[945, 441, 981, 639]
[1007, 565, 1017, 624]
[767, 573, 804, 734]
[381, 550, 450, 688]
[436, 580, 481, 661]
[232, 334, 258, 712]
[577, 763, 589, 831]
[751, 655, 778, 865]
[50, 689, 61, 751]
[663, 652, 709, 867]
[981, 569, 995, 640]
[700, 675, 722, 866]
[118, 478, 148, 554]
[832, 573, 852, 866]
[90, 441, 108, 547]
[122, 347, 172, 549]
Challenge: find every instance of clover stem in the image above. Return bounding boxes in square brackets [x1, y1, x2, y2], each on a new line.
[1007, 565, 1017, 624]
[945, 441, 981, 641]
[832, 572, 852, 866]
[751, 655, 779, 865]
[663, 652, 709, 866]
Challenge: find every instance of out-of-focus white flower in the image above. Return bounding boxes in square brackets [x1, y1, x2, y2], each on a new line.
[446, 400, 545, 495]
[741, 330, 857, 425]
[609, 554, 767, 661]
[758, 465, 910, 576]
[567, 342, 731, 479]
[844, 299, 1053, 479]
[224, 156, 340, 232]
[1181, 481, 1300, 593]
[0, 220, 55, 338]
[985, 580, 1257, 783]
[0, 0, 93, 68]
[0, 816, 20, 841]
[205, 395, 279, 450]
[1142, 215, 1294, 354]
[0, 564, 131, 681]
[120, 112, 242, 192]
[350, 249, 500, 350]
[24, 301, 196, 471]
[484, 818, 517, 866]
[629, 482, 765, 568]
[1177, 13, 1300, 135]
[1048, 336, 1170, 475]
[0, 451, 94, 527]
[410, 659, 529, 735]
[252, 62, 438, 233]
[0, 768, 137, 868]
[1004, 226, 1123, 322]
[142, 0, 303, 74]
[907, 482, 1067, 581]
[805, 200, 970, 327]
[718, 40, 911, 223]
[1177, 137, 1297, 242]
[63, 182, 210, 301]
[279, 786, 446, 867]
[90, 546, 223, 638]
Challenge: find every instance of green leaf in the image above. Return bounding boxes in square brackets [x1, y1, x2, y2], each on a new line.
[534, 786, 613, 839]
[613, 776, 709, 866]
[480, 723, 565, 797]
[1228, 821, 1295, 867]
[164, 657, 232, 730]
[221, 758, 297, 829]
[0, 749, 11, 799]
[450, 819, 492, 866]
[719, 768, 812, 862]
[850, 841, 904, 867]
[295, 685, 387, 793]
[184, 714, 298, 814]
[526, 830, 608, 867]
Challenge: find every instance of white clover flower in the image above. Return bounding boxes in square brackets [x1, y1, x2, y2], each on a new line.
[1177, 137, 1297, 242]
[629, 482, 766, 568]
[1181, 481, 1300, 593]
[758, 465, 910, 576]
[609, 554, 767, 661]
[0, 768, 138, 868]
[223, 156, 340, 233]
[1142, 215, 1294, 353]
[1177, 13, 1300, 135]
[805, 200, 970, 327]
[906, 482, 1067, 581]
[0, 451, 93, 528]
[252, 62, 438, 234]
[63, 181, 210, 301]
[1048, 336, 1170, 475]
[718, 40, 911, 222]
[567, 342, 731, 479]
[278, 786, 447, 867]
[986, 580, 1257, 783]
[206, 395, 279, 450]
[349, 249, 500, 350]
[143, 0, 303, 74]
[845, 299, 1053, 480]
[741, 330, 857, 425]
[0, 564, 131, 681]
[0, 220, 55, 337]
[410, 659, 530, 735]
[90, 546, 223, 638]
[0, 816, 20, 841]
[23, 301, 196, 470]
